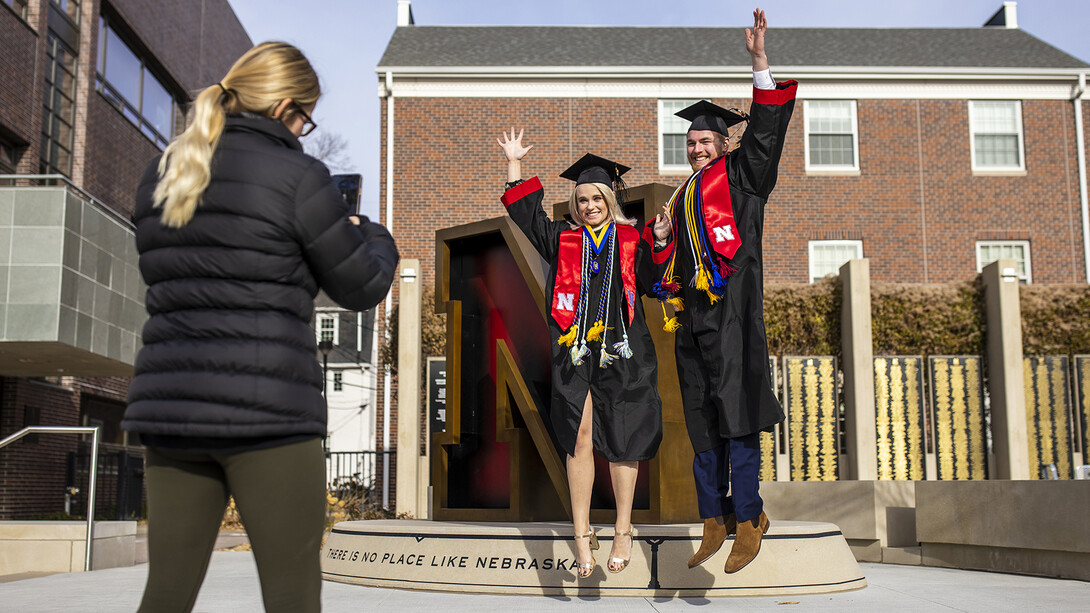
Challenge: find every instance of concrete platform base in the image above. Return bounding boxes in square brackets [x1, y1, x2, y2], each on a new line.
[321, 520, 866, 597]
[0, 521, 136, 574]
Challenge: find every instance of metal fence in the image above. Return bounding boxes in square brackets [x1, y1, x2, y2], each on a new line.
[67, 444, 145, 520]
[326, 450, 390, 511]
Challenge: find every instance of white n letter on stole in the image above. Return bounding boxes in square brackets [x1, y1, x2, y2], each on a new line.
[557, 292, 575, 312]
[712, 225, 735, 243]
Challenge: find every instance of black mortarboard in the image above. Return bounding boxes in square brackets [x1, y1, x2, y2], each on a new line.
[675, 100, 748, 136]
[560, 153, 631, 187]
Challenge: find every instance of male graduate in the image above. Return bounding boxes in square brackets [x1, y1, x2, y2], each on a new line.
[642, 8, 796, 574]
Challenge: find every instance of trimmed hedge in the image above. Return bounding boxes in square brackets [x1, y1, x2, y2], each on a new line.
[763, 277, 842, 357]
[870, 280, 985, 357]
[1020, 284, 1090, 355]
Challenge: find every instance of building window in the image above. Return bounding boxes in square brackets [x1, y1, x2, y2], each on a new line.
[658, 99, 699, 172]
[51, 0, 80, 23]
[318, 313, 339, 345]
[332, 371, 343, 392]
[40, 33, 78, 176]
[804, 100, 858, 171]
[977, 240, 1031, 283]
[809, 240, 863, 283]
[96, 16, 176, 149]
[0, 137, 19, 174]
[3, 0, 30, 20]
[969, 101, 1024, 171]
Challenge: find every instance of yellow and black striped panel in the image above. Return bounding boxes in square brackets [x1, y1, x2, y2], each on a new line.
[873, 357, 926, 480]
[928, 356, 988, 480]
[1077, 356, 1090, 464]
[759, 357, 778, 482]
[784, 357, 839, 481]
[1023, 356, 1074, 480]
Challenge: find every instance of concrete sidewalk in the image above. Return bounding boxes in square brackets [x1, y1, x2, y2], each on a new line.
[0, 552, 1087, 612]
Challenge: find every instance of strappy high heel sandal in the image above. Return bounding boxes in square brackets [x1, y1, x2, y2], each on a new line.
[574, 530, 599, 578]
[608, 527, 635, 574]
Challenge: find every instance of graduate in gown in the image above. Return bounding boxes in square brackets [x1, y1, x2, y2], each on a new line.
[498, 129, 667, 577]
[642, 8, 796, 574]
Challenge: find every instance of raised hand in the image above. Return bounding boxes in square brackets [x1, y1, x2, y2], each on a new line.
[497, 127, 533, 162]
[653, 202, 673, 242]
[745, 8, 769, 71]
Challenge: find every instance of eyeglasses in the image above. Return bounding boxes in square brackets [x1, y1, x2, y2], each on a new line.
[293, 103, 318, 137]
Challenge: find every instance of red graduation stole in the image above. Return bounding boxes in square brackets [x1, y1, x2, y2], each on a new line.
[551, 224, 639, 330]
[699, 156, 742, 263]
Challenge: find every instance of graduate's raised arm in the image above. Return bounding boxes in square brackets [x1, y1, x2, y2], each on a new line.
[497, 127, 533, 183]
[745, 8, 769, 72]
[497, 128, 563, 261]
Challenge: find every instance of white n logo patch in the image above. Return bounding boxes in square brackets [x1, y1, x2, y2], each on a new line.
[712, 225, 735, 243]
[556, 292, 575, 312]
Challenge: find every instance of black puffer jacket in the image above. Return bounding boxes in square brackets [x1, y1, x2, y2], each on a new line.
[122, 115, 398, 439]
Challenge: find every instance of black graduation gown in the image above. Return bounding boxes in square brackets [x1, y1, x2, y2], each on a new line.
[503, 178, 662, 462]
[646, 81, 797, 453]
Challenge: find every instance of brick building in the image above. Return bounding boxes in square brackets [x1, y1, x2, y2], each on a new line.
[0, 0, 251, 519]
[373, 2, 1089, 504]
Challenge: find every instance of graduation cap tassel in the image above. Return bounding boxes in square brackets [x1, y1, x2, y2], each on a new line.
[667, 297, 685, 311]
[661, 303, 681, 333]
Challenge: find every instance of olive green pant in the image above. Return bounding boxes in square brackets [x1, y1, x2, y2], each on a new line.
[138, 438, 326, 613]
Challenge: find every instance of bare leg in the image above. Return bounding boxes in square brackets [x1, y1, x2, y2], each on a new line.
[567, 391, 596, 574]
[608, 461, 638, 571]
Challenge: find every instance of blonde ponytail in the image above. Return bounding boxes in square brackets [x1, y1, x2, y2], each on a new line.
[153, 86, 226, 227]
[153, 42, 321, 227]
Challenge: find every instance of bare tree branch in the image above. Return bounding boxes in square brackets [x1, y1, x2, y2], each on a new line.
[304, 129, 353, 173]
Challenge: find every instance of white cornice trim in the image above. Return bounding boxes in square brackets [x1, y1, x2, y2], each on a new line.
[380, 78, 1080, 100]
[375, 65, 1089, 79]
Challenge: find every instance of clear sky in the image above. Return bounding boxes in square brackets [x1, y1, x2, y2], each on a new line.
[226, 0, 1090, 220]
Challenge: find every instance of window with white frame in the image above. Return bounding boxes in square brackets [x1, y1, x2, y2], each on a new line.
[332, 371, 343, 392]
[969, 101, 1024, 171]
[976, 240, 1031, 283]
[809, 240, 863, 283]
[658, 99, 699, 172]
[317, 313, 338, 345]
[804, 100, 859, 171]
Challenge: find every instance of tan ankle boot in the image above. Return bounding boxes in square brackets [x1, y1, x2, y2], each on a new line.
[687, 514, 736, 568]
[724, 511, 769, 573]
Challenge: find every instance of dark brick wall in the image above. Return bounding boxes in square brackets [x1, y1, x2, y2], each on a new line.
[0, 7, 39, 148]
[83, 94, 160, 218]
[0, 378, 82, 519]
[109, 0, 252, 92]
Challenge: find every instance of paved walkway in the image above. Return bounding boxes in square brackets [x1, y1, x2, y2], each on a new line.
[1, 553, 1088, 611]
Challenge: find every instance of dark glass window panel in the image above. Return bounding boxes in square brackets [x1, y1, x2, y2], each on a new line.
[52, 0, 80, 24]
[53, 116, 73, 146]
[5, 0, 30, 20]
[103, 25, 142, 107]
[54, 91, 75, 120]
[142, 71, 173, 138]
[55, 145, 72, 175]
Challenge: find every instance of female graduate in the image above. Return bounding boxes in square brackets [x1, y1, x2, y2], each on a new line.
[497, 128, 668, 577]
